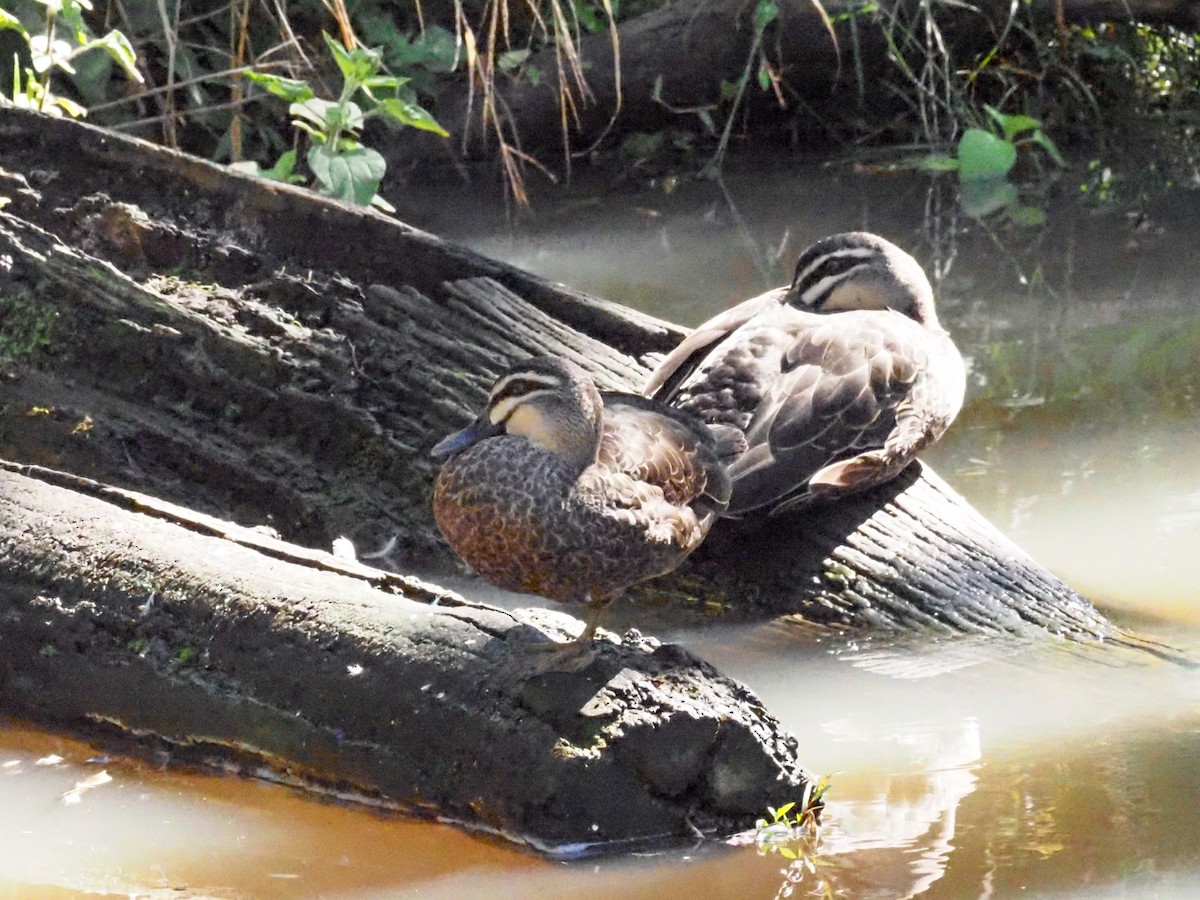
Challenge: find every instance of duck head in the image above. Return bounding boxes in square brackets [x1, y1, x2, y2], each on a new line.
[431, 357, 603, 471]
[787, 231, 940, 328]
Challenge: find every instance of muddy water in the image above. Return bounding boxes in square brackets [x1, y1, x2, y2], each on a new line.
[5, 162, 1200, 898]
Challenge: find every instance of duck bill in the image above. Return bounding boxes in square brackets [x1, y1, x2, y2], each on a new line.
[431, 415, 503, 458]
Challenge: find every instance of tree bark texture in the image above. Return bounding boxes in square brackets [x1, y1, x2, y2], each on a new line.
[0, 463, 808, 850]
[381, 0, 1200, 174]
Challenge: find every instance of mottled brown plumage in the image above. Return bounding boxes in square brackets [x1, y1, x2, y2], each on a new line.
[646, 232, 965, 516]
[431, 357, 730, 648]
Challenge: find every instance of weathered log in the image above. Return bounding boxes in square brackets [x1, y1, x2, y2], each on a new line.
[0, 462, 808, 849]
[0, 107, 1145, 646]
[382, 0, 1200, 173]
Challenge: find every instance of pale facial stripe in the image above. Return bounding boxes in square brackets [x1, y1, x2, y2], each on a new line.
[488, 371, 561, 424]
[792, 245, 878, 293]
[796, 261, 873, 308]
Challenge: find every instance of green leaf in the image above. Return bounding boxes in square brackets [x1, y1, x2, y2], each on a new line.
[361, 74, 406, 91]
[985, 105, 1042, 141]
[0, 9, 28, 38]
[322, 32, 381, 87]
[374, 97, 449, 136]
[261, 149, 304, 183]
[1007, 203, 1047, 227]
[369, 192, 396, 214]
[917, 153, 959, 172]
[959, 176, 1018, 218]
[246, 70, 315, 103]
[719, 79, 738, 101]
[307, 144, 386, 206]
[956, 128, 1017, 181]
[1032, 129, 1066, 167]
[757, 63, 771, 91]
[50, 94, 86, 117]
[90, 30, 143, 83]
[498, 48, 530, 73]
[526, 64, 541, 87]
[753, 0, 779, 35]
[290, 97, 339, 130]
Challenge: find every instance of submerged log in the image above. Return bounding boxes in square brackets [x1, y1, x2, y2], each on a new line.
[0, 463, 808, 849]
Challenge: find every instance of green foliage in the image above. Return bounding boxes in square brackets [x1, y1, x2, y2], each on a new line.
[0, 298, 55, 365]
[242, 32, 447, 211]
[1, 0, 141, 117]
[917, 106, 1063, 224]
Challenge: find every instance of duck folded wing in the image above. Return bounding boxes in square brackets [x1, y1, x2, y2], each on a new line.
[598, 396, 731, 518]
[643, 287, 790, 402]
[726, 310, 938, 515]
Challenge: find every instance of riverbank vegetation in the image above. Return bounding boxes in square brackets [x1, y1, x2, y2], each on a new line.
[2, 0, 1198, 208]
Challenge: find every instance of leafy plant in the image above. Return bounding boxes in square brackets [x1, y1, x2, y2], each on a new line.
[753, 778, 834, 897]
[240, 32, 447, 212]
[919, 106, 1064, 223]
[0, 0, 141, 118]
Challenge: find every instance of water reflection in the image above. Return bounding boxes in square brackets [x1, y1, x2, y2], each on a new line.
[6, 164, 1200, 896]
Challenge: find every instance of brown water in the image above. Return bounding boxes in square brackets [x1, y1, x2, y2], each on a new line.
[5, 163, 1200, 898]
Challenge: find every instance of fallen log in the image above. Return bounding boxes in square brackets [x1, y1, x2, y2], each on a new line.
[0, 462, 808, 850]
[0, 109, 1184, 840]
[0, 107, 1143, 642]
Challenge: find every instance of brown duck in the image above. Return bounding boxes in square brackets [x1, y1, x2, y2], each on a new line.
[645, 231, 966, 516]
[432, 356, 731, 653]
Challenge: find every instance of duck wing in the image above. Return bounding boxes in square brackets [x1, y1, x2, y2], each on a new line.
[643, 287, 790, 402]
[598, 394, 732, 522]
[727, 307, 963, 515]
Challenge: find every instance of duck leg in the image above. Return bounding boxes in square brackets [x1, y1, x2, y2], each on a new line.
[524, 593, 615, 673]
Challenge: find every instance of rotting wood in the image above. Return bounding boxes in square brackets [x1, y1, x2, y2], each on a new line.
[0, 464, 809, 850]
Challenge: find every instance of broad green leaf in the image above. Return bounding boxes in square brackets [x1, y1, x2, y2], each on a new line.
[374, 97, 448, 136]
[290, 97, 339, 130]
[30, 36, 76, 74]
[308, 144, 385, 206]
[322, 32, 381, 86]
[757, 63, 771, 91]
[246, 70, 314, 102]
[1007, 203, 1047, 227]
[498, 48, 530, 73]
[956, 128, 1016, 181]
[261, 149, 304, 183]
[959, 176, 1017, 218]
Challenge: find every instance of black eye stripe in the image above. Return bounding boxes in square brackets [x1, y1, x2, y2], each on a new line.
[490, 375, 559, 406]
[793, 250, 878, 291]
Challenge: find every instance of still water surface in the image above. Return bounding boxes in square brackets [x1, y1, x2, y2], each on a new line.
[4, 162, 1199, 897]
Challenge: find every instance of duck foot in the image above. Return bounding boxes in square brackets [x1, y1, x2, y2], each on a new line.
[522, 633, 598, 673]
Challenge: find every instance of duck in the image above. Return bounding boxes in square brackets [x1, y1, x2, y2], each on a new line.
[431, 356, 731, 657]
[644, 231, 966, 517]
